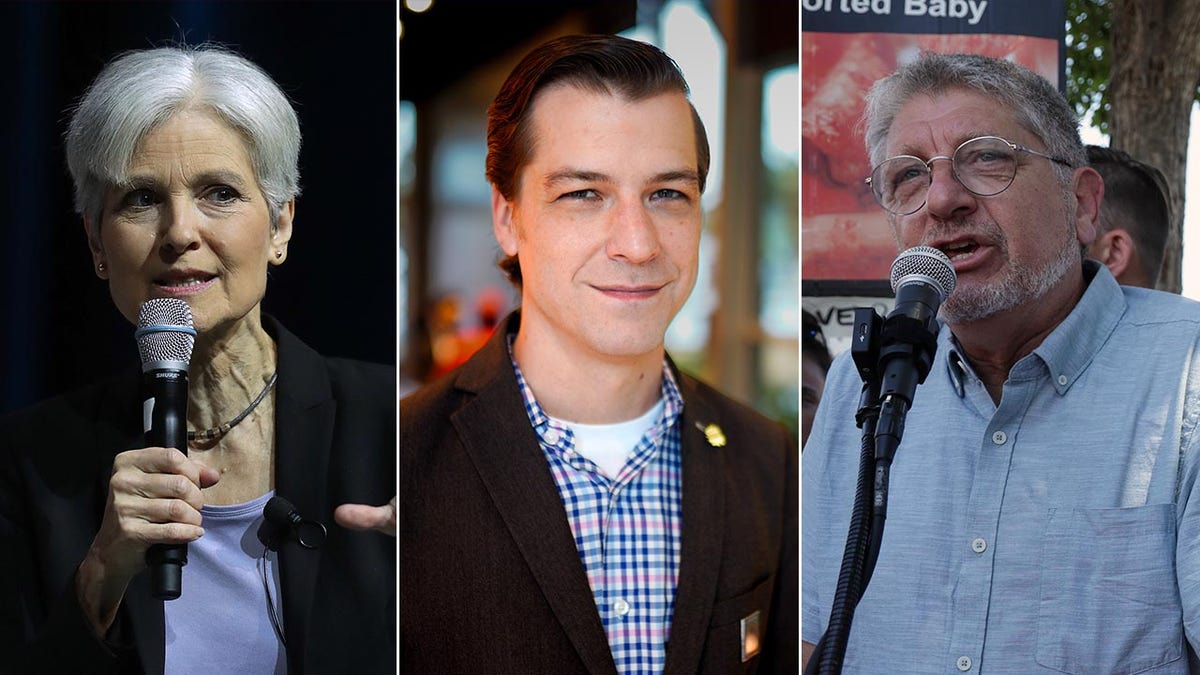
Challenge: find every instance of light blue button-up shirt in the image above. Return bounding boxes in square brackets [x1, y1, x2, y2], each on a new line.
[803, 262, 1200, 674]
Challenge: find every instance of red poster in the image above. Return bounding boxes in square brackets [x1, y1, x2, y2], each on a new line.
[802, 30, 1061, 287]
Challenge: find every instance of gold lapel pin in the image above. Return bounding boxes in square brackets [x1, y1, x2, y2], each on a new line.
[697, 422, 726, 447]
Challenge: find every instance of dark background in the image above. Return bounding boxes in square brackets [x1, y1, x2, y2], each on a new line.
[0, 1, 397, 414]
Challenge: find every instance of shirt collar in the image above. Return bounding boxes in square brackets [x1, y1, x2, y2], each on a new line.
[506, 332, 685, 435]
[944, 260, 1126, 396]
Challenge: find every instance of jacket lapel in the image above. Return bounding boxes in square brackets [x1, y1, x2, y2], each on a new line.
[269, 318, 336, 674]
[124, 573, 163, 674]
[453, 317, 618, 675]
[99, 372, 169, 675]
[663, 374, 726, 675]
[102, 319, 333, 674]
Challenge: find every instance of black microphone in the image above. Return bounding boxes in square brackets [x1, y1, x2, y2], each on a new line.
[257, 496, 327, 551]
[255, 496, 318, 649]
[878, 245, 957, 405]
[873, 245, 956, 462]
[136, 298, 196, 600]
[806, 248, 956, 675]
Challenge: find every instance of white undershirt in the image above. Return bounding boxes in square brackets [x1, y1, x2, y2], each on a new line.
[552, 398, 664, 479]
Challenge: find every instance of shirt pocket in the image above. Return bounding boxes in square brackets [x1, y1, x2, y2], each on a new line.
[700, 573, 774, 673]
[1035, 503, 1183, 674]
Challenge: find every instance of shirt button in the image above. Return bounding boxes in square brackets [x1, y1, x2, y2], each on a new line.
[957, 655, 972, 671]
[613, 599, 630, 617]
[991, 430, 1007, 445]
[1057, 374, 1068, 386]
[971, 537, 987, 553]
[544, 428, 560, 445]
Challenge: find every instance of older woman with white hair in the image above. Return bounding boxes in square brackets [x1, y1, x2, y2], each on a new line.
[0, 46, 395, 674]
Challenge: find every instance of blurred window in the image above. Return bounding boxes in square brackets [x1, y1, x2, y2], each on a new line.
[400, 100, 416, 367]
[758, 66, 800, 435]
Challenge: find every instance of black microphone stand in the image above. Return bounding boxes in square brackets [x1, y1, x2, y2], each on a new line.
[807, 306, 939, 675]
[806, 309, 881, 675]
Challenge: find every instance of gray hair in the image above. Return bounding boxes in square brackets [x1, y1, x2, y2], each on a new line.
[66, 45, 301, 227]
[863, 52, 1084, 184]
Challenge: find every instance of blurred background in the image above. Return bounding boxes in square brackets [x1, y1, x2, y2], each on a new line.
[0, 1, 396, 416]
[400, 0, 800, 435]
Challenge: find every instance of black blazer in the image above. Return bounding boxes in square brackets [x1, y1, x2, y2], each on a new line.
[0, 317, 396, 674]
[400, 312, 798, 673]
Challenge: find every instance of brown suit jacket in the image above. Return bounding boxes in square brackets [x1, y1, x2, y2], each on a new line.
[400, 313, 797, 673]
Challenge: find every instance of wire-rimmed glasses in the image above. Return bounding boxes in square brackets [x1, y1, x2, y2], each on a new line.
[865, 135, 1075, 216]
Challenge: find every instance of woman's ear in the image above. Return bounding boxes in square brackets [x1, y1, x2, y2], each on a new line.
[270, 200, 295, 265]
[83, 215, 107, 278]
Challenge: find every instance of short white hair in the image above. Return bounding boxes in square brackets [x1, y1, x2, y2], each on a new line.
[66, 45, 301, 226]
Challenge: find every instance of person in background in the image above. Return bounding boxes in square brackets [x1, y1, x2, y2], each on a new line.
[401, 34, 797, 673]
[1085, 144, 1170, 289]
[803, 52, 1200, 673]
[801, 309, 831, 449]
[0, 45, 395, 674]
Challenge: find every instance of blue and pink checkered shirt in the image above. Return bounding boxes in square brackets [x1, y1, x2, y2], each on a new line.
[511, 347, 684, 674]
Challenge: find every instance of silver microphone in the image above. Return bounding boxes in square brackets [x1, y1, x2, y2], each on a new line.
[136, 298, 196, 600]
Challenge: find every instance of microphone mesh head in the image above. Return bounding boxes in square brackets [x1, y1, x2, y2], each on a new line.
[890, 245, 957, 301]
[136, 298, 195, 366]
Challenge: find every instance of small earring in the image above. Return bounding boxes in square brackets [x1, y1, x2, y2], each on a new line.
[97, 262, 106, 272]
[275, 250, 283, 259]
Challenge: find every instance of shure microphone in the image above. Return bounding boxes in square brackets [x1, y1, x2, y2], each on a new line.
[878, 245, 957, 405]
[136, 298, 196, 600]
[806, 248, 957, 675]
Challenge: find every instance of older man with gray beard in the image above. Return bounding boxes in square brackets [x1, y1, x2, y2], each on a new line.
[803, 52, 1200, 674]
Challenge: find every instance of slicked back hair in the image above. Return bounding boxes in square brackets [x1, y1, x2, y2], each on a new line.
[486, 34, 709, 286]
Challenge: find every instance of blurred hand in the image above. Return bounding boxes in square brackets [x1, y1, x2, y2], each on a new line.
[77, 447, 220, 635]
[334, 496, 396, 537]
